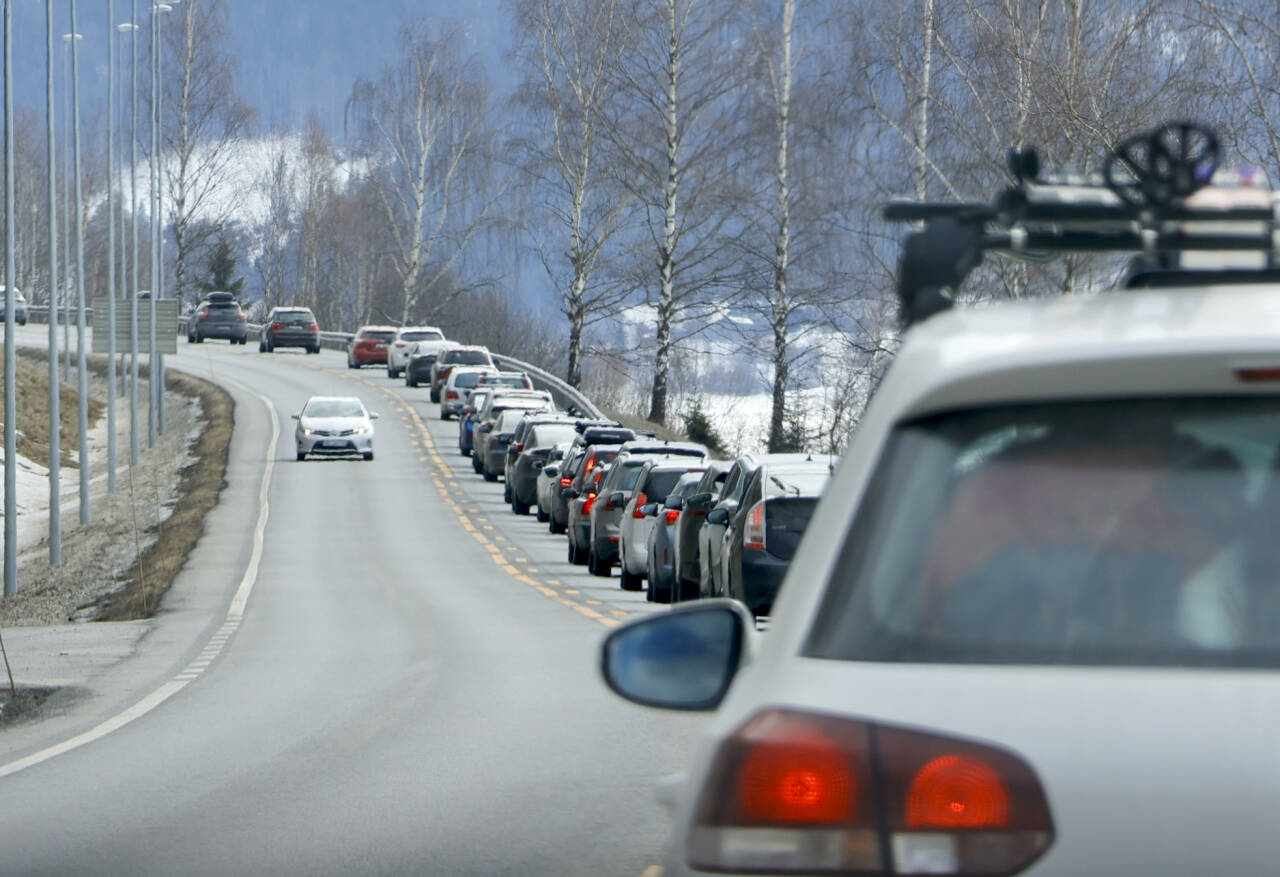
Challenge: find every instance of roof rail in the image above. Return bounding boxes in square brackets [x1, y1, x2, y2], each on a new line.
[885, 122, 1279, 326]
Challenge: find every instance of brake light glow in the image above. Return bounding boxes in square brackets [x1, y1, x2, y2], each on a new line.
[744, 500, 766, 550]
[582, 492, 597, 514]
[307, 323, 319, 330]
[560, 476, 572, 487]
[446, 390, 458, 399]
[516, 443, 524, 452]
[664, 509, 680, 525]
[198, 310, 208, 320]
[632, 492, 648, 518]
[585, 457, 597, 474]
[688, 709, 1053, 875]
[271, 322, 284, 330]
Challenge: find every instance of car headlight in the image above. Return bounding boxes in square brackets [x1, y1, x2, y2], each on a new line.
[354, 425, 372, 435]
[301, 427, 314, 436]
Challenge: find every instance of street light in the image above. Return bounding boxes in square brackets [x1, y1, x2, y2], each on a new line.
[44, 0, 61, 565]
[69, 2, 90, 526]
[105, 0, 119, 495]
[60, 32, 79, 381]
[118, 15, 140, 466]
[149, 1, 176, 445]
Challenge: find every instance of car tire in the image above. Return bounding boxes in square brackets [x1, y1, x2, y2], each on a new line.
[513, 500, 530, 516]
[440, 410, 451, 421]
[568, 541, 580, 565]
[296, 450, 306, 461]
[430, 388, 440, 403]
[550, 517, 565, 535]
[265, 342, 274, 353]
[483, 470, 498, 483]
[620, 566, 644, 592]
[258, 341, 266, 352]
[589, 551, 612, 578]
[535, 507, 548, 523]
[503, 483, 512, 503]
[347, 357, 357, 369]
[472, 456, 483, 474]
[309, 345, 320, 354]
[406, 374, 417, 387]
[363, 451, 374, 461]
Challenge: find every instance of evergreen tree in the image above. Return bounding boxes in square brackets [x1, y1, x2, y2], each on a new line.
[684, 397, 728, 457]
[199, 234, 245, 298]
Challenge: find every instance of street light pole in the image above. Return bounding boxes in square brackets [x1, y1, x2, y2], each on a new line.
[45, 0, 60, 565]
[60, 34, 77, 380]
[105, 0, 118, 495]
[119, 12, 139, 467]
[70, 0, 89, 526]
[5, 0, 19, 595]
[148, 3, 173, 447]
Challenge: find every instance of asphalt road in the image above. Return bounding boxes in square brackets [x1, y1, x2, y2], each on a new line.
[0, 339, 702, 876]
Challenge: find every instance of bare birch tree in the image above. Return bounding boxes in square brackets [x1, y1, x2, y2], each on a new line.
[512, 0, 635, 387]
[349, 22, 502, 327]
[161, 0, 254, 308]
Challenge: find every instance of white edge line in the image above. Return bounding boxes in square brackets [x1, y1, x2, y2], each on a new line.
[0, 377, 279, 780]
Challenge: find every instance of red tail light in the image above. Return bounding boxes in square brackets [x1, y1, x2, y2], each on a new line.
[744, 500, 766, 550]
[664, 509, 680, 525]
[307, 323, 319, 330]
[632, 492, 648, 518]
[198, 310, 208, 320]
[584, 457, 597, 474]
[689, 709, 1053, 875]
[270, 322, 284, 330]
[446, 390, 458, 399]
[560, 476, 572, 488]
[516, 443, 525, 452]
[582, 492, 597, 515]
[237, 309, 246, 320]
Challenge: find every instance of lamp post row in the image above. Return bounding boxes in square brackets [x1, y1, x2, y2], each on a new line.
[3, 0, 176, 596]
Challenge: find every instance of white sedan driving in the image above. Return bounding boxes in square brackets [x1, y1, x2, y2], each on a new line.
[293, 396, 378, 461]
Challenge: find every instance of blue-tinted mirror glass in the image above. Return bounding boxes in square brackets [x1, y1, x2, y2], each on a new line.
[603, 607, 741, 710]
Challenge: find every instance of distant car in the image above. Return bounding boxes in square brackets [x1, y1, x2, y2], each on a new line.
[4, 287, 26, 326]
[671, 462, 730, 598]
[506, 417, 578, 514]
[386, 326, 446, 378]
[405, 340, 451, 388]
[718, 457, 832, 616]
[429, 346, 494, 402]
[617, 460, 708, 591]
[440, 365, 499, 420]
[292, 395, 377, 461]
[535, 441, 573, 524]
[645, 471, 707, 604]
[475, 371, 534, 393]
[479, 403, 556, 482]
[559, 434, 633, 550]
[260, 307, 320, 354]
[566, 462, 611, 566]
[471, 390, 555, 477]
[187, 292, 247, 344]
[347, 325, 396, 367]
[457, 389, 492, 457]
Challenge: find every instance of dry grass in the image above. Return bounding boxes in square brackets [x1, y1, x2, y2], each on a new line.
[5, 348, 104, 468]
[93, 371, 233, 621]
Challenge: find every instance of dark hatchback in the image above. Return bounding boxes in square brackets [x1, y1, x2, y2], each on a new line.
[260, 307, 320, 354]
[720, 459, 831, 616]
[187, 292, 248, 344]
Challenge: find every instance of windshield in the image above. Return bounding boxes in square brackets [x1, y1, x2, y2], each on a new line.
[644, 469, 700, 500]
[452, 371, 486, 389]
[807, 398, 1280, 668]
[275, 311, 314, 325]
[303, 399, 365, 418]
[362, 330, 395, 341]
[764, 467, 830, 497]
[401, 330, 442, 342]
[449, 350, 490, 365]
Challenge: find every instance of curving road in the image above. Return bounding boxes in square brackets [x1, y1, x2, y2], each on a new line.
[0, 338, 700, 875]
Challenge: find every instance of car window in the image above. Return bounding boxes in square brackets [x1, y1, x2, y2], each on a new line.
[303, 399, 365, 418]
[453, 372, 485, 389]
[276, 311, 315, 325]
[362, 330, 395, 341]
[644, 469, 699, 500]
[806, 397, 1280, 669]
[450, 350, 491, 365]
[401, 330, 442, 342]
[763, 467, 831, 497]
[530, 425, 577, 448]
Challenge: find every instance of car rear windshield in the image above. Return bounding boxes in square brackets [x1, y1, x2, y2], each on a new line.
[449, 350, 490, 365]
[806, 397, 1280, 669]
[764, 467, 830, 497]
[453, 372, 486, 389]
[362, 330, 395, 341]
[645, 469, 702, 500]
[207, 302, 238, 311]
[401, 330, 442, 342]
[277, 311, 315, 325]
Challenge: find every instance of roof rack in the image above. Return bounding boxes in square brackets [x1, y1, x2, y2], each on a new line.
[885, 122, 1280, 326]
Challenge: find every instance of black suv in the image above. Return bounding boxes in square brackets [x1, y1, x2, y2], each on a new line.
[188, 292, 248, 344]
[260, 307, 320, 354]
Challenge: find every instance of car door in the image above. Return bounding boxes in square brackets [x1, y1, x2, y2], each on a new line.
[703, 461, 749, 595]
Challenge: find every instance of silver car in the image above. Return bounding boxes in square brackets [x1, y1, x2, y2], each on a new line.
[293, 396, 378, 461]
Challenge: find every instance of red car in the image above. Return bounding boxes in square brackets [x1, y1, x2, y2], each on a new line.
[347, 325, 397, 368]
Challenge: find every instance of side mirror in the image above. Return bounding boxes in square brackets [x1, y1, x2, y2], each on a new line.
[562, 487, 580, 499]
[290, 414, 300, 420]
[687, 492, 712, 510]
[496, 432, 513, 444]
[600, 600, 753, 711]
[479, 423, 493, 433]
[707, 508, 730, 526]
[664, 496, 685, 511]
[609, 491, 626, 508]
[544, 465, 559, 477]
[532, 460, 545, 471]
[370, 412, 380, 420]
[640, 503, 659, 517]
[551, 449, 565, 461]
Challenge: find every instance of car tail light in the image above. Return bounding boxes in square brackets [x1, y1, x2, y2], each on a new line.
[237, 308, 246, 320]
[516, 443, 525, 452]
[198, 310, 208, 320]
[585, 457, 597, 474]
[446, 390, 458, 399]
[744, 500, 766, 550]
[560, 476, 572, 488]
[688, 709, 1053, 875]
[632, 492, 648, 518]
[308, 323, 319, 330]
[664, 509, 680, 525]
[583, 492, 597, 514]
[271, 322, 284, 330]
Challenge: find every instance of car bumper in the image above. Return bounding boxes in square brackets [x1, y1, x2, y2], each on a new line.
[198, 325, 248, 340]
[298, 433, 373, 455]
[442, 397, 466, 415]
[512, 470, 539, 504]
[739, 548, 791, 611]
[485, 447, 507, 473]
[268, 332, 319, 348]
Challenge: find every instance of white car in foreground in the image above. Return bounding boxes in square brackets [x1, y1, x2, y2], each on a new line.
[293, 396, 378, 461]
[601, 124, 1280, 876]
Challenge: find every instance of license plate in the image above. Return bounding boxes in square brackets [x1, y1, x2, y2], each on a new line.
[320, 440, 346, 448]
[375, 343, 388, 349]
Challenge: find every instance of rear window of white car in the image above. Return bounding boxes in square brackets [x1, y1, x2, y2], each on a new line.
[807, 397, 1280, 668]
[401, 330, 443, 342]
